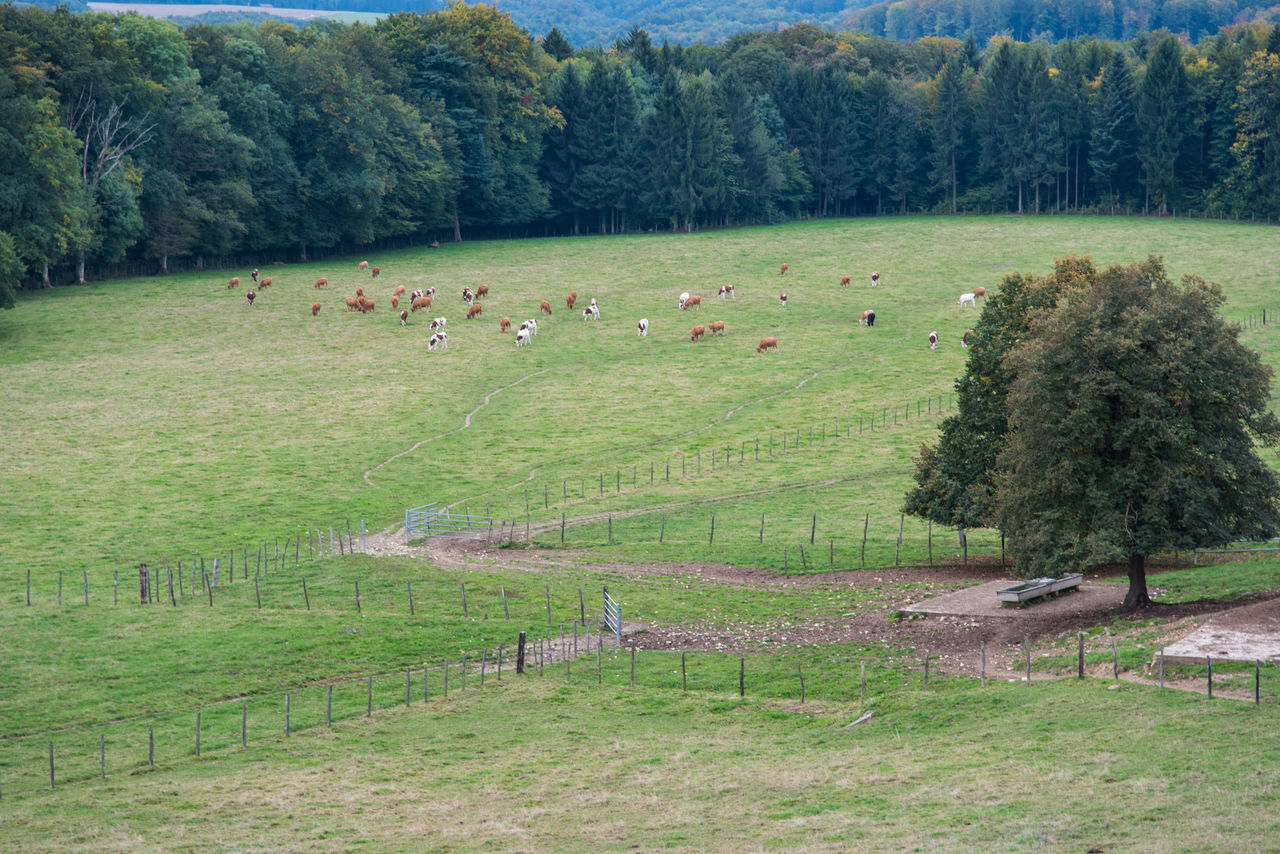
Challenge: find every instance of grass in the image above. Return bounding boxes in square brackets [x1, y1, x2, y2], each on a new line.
[6, 215, 1280, 849]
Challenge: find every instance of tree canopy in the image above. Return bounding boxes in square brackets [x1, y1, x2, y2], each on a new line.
[907, 256, 1280, 607]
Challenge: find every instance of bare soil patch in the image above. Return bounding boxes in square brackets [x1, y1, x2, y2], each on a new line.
[363, 530, 1280, 679]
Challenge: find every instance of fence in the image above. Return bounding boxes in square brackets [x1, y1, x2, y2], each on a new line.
[3, 626, 1273, 797]
[404, 503, 493, 543]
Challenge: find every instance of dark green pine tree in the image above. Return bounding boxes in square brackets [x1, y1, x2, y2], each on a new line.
[542, 60, 587, 232]
[929, 51, 972, 214]
[1017, 49, 1063, 214]
[775, 63, 857, 216]
[1135, 35, 1189, 214]
[977, 40, 1023, 210]
[637, 70, 686, 230]
[1089, 50, 1140, 206]
[862, 70, 896, 215]
[578, 59, 640, 234]
[541, 27, 573, 61]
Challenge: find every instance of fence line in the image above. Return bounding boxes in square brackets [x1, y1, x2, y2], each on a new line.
[6, 629, 1273, 797]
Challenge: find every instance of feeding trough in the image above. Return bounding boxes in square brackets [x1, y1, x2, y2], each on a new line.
[996, 573, 1083, 605]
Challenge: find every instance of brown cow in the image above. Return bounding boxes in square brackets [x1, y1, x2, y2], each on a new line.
[356, 287, 364, 298]
[691, 325, 706, 341]
[540, 300, 552, 315]
[962, 329, 974, 348]
[467, 304, 483, 319]
[371, 267, 380, 278]
[780, 263, 788, 275]
[394, 285, 406, 297]
[411, 296, 431, 312]
[681, 295, 702, 311]
[973, 286, 987, 299]
[228, 277, 239, 289]
[315, 278, 328, 289]
[346, 297, 359, 311]
[476, 284, 489, 300]
[566, 291, 577, 310]
[840, 275, 850, 287]
[362, 299, 376, 313]
[400, 309, 409, 326]
[500, 317, 512, 332]
[312, 302, 322, 316]
[391, 295, 399, 310]
[757, 336, 779, 353]
[357, 260, 369, 272]
[257, 277, 271, 289]
[709, 320, 726, 336]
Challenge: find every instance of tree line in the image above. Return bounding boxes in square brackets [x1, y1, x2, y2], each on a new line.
[4, 5, 1280, 306]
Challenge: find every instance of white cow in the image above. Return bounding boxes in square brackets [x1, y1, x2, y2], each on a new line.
[428, 331, 448, 350]
[430, 317, 446, 331]
[679, 291, 690, 309]
[519, 318, 538, 336]
[637, 318, 649, 337]
[718, 284, 735, 299]
[515, 328, 531, 347]
[779, 292, 788, 307]
[958, 292, 976, 308]
[583, 305, 600, 320]
[871, 271, 880, 287]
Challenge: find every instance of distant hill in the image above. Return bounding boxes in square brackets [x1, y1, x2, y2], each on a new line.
[47, 0, 1280, 43]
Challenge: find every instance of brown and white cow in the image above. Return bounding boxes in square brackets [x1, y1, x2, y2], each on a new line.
[400, 309, 409, 326]
[870, 271, 880, 287]
[929, 330, 938, 350]
[718, 284, 735, 299]
[962, 329, 974, 348]
[245, 290, 256, 305]
[462, 286, 475, 304]
[860, 309, 876, 326]
[779, 293, 787, 307]
[357, 260, 369, 272]
[637, 318, 649, 337]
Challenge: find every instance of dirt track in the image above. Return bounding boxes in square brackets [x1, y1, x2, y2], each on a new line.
[363, 528, 1280, 681]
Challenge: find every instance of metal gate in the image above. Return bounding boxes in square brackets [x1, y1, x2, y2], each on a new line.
[404, 503, 492, 542]
[603, 586, 622, 647]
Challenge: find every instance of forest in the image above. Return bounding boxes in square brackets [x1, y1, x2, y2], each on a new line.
[3, 2, 1280, 301]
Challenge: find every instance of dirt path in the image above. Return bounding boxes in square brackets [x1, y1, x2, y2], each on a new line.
[360, 530, 1280, 684]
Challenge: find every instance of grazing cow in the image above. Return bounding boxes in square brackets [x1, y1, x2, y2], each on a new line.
[973, 286, 987, 299]
[400, 309, 409, 326]
[566, 291, 577, 310]
[312, 302, 321, 316]
[462, 286, 475, 304]
[251, 269, 259, 283]
[718, 284, 735, 299]
[411, 296, 431, 312]
[515, 327, 531, 347]
[371, 267, 380, 278]
[757, 336, 779, 353]
[958, 292, 976, 308]
[362, 299, 376, 313]
[356, 287, 364, 298]
[476, 284, 489, 300]
[691, 324, 706, 341]
[709, 320, 726, 336]
[410, 289, 424, 301]
[228, 277, 239, 289]
[429, 240, 440, 249]
[521, 318, 538, 336]
[430, 317, 447, 331]
[637, 318, 649, 337]
[962, 329, 974, 348]
[429, 331, 448, 350]
[315, 278, 328, 289]
[681, 295, 701, 311]
[391, 295, 399, 310]
[779, 292, 787, 307]
[780, 263, 788, 275]
[425, 287, 435, 297]
[582, 305, 600, 320]
[500, 317, 512, 332]
[467, 304, 483, 319]
[346, 297, 360, 311]
[246, 290, 256, 305]
[840, 275, 850, 287]
[589, 297, 597, 308]
[860, 309, 876, 326]
[394, 285, 406, 297]
[929, 330, 938, 350]
[870, 271, 880, 287]
[540, 300, 552, 315]
[259, 277, 272, 289]
[358, 261, 369, 272]
[679, 291, 690, 309]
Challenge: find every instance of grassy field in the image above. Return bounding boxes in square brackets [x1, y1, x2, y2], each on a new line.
[4, 215, 1280, 850]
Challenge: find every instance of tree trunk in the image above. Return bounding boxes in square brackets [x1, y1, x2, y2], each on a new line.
[1122, 552, 1151, 609]
[452, 209, 462, 243]
[77, 251, 87, 285]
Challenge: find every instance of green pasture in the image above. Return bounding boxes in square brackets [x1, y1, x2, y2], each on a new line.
[5, 216, 1280, 848]
[4, 215, 1280, 582]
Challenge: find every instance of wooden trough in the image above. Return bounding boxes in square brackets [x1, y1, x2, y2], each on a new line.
[996, 573, 1083, 605]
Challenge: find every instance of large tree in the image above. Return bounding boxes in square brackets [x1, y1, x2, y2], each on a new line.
[997, 257, 1280, 607]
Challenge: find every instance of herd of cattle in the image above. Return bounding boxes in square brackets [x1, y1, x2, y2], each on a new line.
[225, 259, 985, 354]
